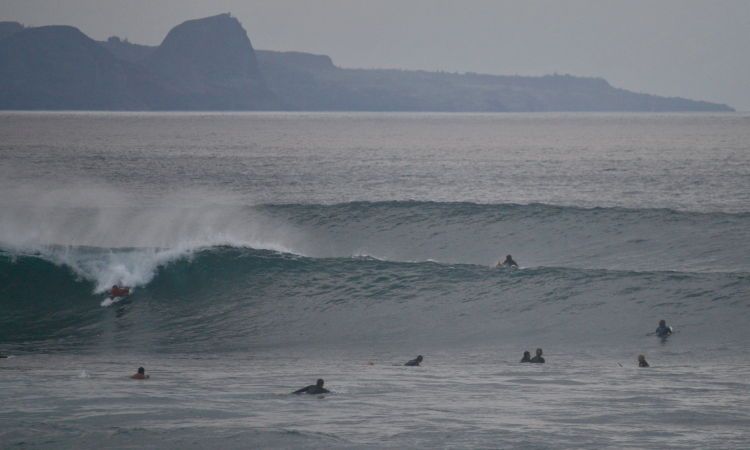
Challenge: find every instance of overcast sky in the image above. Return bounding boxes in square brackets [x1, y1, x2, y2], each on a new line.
[3, 0, 749, 110]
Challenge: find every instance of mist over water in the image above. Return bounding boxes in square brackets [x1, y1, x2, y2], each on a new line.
[1, 112, 749, 448]
[0, 182, 301, 291]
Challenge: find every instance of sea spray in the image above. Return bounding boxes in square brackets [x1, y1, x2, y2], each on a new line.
[0, 183, 305, 290]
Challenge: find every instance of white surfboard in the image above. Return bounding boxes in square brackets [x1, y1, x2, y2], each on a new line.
[101, 296, 125, 307]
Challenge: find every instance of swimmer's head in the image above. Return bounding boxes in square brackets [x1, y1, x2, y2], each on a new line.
[416, 355, 423, 362]
[506, 255, 512, 260]
[137, 367, 145, 374]
[638, 354, 646, 362]
[659, 319, 666, 326]
[536, 348, 543, 356]
[523, 351, 531, 358]
[316, 378, 324, 387]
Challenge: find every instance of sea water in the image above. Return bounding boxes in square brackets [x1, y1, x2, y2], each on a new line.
[1, 112, 749, 448]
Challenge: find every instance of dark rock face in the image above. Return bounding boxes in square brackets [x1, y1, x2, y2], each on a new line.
[254, 50, 338, 110]
[257, 60, 734, 112]
[256, 50, 335, 72]
[0, 26, 170, 110]
[144, 13, 276, 110]
[0, 14, 276, 110]
[148, 13, 261, 85]
[0, 21, 24, 41]
[100, 36, 156, 63]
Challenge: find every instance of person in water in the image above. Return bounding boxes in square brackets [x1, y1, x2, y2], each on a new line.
[530, 348, 545, 363]
[520, 351, 532, 363]
[638, 354, 650, 367]
[109, 285, 130, 299]
[405, 355, 423, 366]
[131, 367, 149, 379]
[655, 319, 672, 338]
[496, 255, 518, 269]
[293, 378, 330, 395]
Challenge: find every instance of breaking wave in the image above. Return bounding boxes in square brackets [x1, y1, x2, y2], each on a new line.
[1, 196, 748, 352]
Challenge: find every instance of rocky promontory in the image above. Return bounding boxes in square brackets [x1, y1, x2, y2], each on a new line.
[0, 14, 734, 111]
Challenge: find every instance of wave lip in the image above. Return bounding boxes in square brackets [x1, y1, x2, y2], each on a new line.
[2, 197, 749, 293]
[258, 200, 750, 274]
[0, 187, 305, 291]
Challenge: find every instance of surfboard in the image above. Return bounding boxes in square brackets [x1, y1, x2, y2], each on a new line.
[101, 296, 126, 307]
[655, 326, 674, 338]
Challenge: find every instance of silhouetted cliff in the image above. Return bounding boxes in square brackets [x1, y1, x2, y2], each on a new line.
[256, 53, 732, 112]
[0, 14, 276, 110]
[0, 14, 734, 111]
[0, 21, 24, 41]
[100, 36, 155, 63]
[0, 25, 171, 109]
[144, 13, 275, 109]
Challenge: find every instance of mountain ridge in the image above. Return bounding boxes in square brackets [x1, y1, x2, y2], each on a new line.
[0, 25, 173, 110]
[0, 16, 734, 111]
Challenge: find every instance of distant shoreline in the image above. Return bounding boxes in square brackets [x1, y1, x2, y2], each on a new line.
[0, 15, 734, 112]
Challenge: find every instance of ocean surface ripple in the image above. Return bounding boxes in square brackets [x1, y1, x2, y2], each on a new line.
[2, 113, 749, 449]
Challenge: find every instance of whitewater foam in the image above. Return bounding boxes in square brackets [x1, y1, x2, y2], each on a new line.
[0, 183, 306, 291]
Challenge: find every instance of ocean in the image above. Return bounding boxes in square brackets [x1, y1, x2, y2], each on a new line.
[1, 112, 749, 449]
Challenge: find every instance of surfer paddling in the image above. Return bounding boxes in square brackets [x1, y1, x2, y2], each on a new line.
[405, 355, 424, 366]
[131, 367, 149, 380]
[293, 379, 330, 395]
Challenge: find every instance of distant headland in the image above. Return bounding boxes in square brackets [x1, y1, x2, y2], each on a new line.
[0, 14, 734, 111]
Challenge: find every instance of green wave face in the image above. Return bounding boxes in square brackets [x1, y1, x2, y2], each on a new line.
[1, 246, 747, 353]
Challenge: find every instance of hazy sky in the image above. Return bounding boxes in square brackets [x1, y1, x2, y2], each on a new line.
[3, 0, 749, 110]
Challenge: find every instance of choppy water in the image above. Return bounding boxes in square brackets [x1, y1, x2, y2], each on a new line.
[1, 112, 749, 449]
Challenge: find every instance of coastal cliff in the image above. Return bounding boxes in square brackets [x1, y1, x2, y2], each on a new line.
[0, 15, 734, 111]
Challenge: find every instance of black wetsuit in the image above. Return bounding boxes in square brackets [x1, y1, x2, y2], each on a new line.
[520, 355, 531, 363]
[655, 325, 672, 338]
[293, 385, 330, 395]
[639, 360, 650, 367]
[530, 356, 545, 363]
[500, 258, 518, 268]
[405, 358, 421, 366]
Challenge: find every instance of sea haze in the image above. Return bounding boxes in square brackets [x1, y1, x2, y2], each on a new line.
[1, 112, 749, 449]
